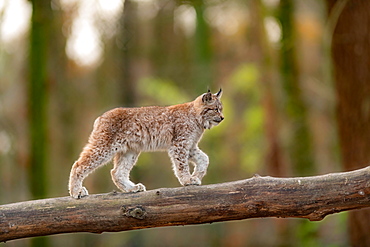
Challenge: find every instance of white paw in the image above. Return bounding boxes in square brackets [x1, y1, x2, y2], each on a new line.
[183, 176, 201, 186]
[135, 183, 146, 192]
[70, 186, 89, 199]
[127, 183, 146, 193]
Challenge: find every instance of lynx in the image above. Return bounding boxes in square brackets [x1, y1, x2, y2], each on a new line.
[68, 89, 224, 199]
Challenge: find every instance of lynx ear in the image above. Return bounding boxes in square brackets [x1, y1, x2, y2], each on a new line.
[215, 88, 222, 98]
[202, 91, 213, 103]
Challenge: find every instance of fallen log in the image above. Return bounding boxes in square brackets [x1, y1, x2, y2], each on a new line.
[1, 166, 370, 242]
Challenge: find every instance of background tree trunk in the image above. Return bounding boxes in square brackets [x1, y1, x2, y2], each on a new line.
[326, 0, 370, 246]
[29, 0, 51, 200]
[249, 0, 283, 177]
[28, 0, 52, 246]
[119, 0, 137, 106]
[191, 0, 213, 93]
[277, 0, 315, 176]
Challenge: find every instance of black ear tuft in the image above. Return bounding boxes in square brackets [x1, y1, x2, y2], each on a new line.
[215, 88, 222, 98]
[202, 91, 213, 103]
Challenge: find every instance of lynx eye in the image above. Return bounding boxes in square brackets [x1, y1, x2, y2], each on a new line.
[215, 106, 222, 113]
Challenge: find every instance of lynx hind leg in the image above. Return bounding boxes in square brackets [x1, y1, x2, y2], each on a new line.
[189, 148, 209, 182]
[111, 151, 146, 193]
[69, 160, 89, 199]
[69, 144, 113, 199]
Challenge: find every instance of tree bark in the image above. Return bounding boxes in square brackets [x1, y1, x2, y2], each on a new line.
[1, 166, 370, 242]
[326, 0, 370, 246]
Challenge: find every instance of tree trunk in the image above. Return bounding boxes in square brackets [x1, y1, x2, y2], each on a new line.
[249, 0, 283, 176]
[1, 166, 370, 243]
[326, 0, 370, 246]
[118, 0, 137, 106]
[28, 0, 51, 200]
[277, 0, 315, 176]
[28, 1, 52, 246]
[192, 0, 213, 93]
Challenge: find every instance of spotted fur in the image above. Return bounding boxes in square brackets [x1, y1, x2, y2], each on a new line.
[68, 89, 224, 198]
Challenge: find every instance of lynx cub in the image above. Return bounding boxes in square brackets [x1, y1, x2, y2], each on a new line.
[68, 89, 224, 199]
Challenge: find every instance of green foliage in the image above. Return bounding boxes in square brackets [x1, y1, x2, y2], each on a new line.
[202, 63, 265, 178]
[231, 64, 265, 174]
[138, 77, 190, 105]
[240, 106, 264, 173]
[230, 63, 260, 97]
[295, 220, 321, 247]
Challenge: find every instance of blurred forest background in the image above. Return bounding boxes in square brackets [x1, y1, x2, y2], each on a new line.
[0, 0, 369, 246]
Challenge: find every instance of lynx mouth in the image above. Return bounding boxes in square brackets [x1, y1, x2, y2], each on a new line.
[212, 119, 223, 125]
[204, 118, 224, 129]
[213, 117, 224, 124]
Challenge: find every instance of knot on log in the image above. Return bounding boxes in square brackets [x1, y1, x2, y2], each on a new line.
[122, 205, 147, 220]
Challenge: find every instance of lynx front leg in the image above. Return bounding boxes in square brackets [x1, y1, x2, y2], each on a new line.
[111, 151, 146, 193]
[168, 146, 201, 186]
[189, 148, 209, 182]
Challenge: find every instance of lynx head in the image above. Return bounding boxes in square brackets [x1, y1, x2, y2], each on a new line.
[195, 89, 224, 129]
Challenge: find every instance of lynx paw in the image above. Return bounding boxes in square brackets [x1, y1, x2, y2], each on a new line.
[183, 176, 202, 186]
[127, 183, 146, 193]
[70, 186, 89, 199]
